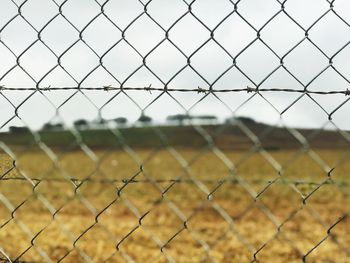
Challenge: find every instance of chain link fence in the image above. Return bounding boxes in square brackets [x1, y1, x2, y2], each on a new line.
[0, 0, 350, 262]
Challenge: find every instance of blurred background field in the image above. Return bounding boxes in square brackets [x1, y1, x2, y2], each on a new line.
[0, 122, 349, 262]
[1, 0, 350, 261]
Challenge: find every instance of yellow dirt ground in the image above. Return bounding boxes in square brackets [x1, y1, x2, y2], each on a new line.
[0, 148, 349, 262]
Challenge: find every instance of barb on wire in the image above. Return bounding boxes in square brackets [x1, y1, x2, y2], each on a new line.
[0, 0, 349, 262]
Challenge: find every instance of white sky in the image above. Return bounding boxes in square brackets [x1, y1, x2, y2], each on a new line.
[0, 0, 350, 131]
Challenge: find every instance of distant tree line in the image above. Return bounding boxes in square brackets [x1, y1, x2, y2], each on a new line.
[8, 126, 30, 133]
[137, 114, 152, 124]
[42, 123, 64, 131]
[5, 115, 256, 134]
[166, 114, 217, 125]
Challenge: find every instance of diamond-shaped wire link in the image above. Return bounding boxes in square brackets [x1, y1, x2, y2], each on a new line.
[0, 0, 349, 262]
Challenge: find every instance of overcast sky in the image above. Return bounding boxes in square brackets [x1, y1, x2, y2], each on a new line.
[0, 0, 350, 131]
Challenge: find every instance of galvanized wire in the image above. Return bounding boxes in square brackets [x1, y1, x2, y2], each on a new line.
[0, 0, 350, 262]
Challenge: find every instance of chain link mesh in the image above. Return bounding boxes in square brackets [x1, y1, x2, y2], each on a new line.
[0, 0, 349, 262]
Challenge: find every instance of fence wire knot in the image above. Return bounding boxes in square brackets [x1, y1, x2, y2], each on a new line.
[197, 86, 208, 94]
[247, 86, 257, 93]
[103, 85, 113, 91]
[0, 1, 349, 262]
[144, 84, 152, 94]
[41, 85, 51, 91]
